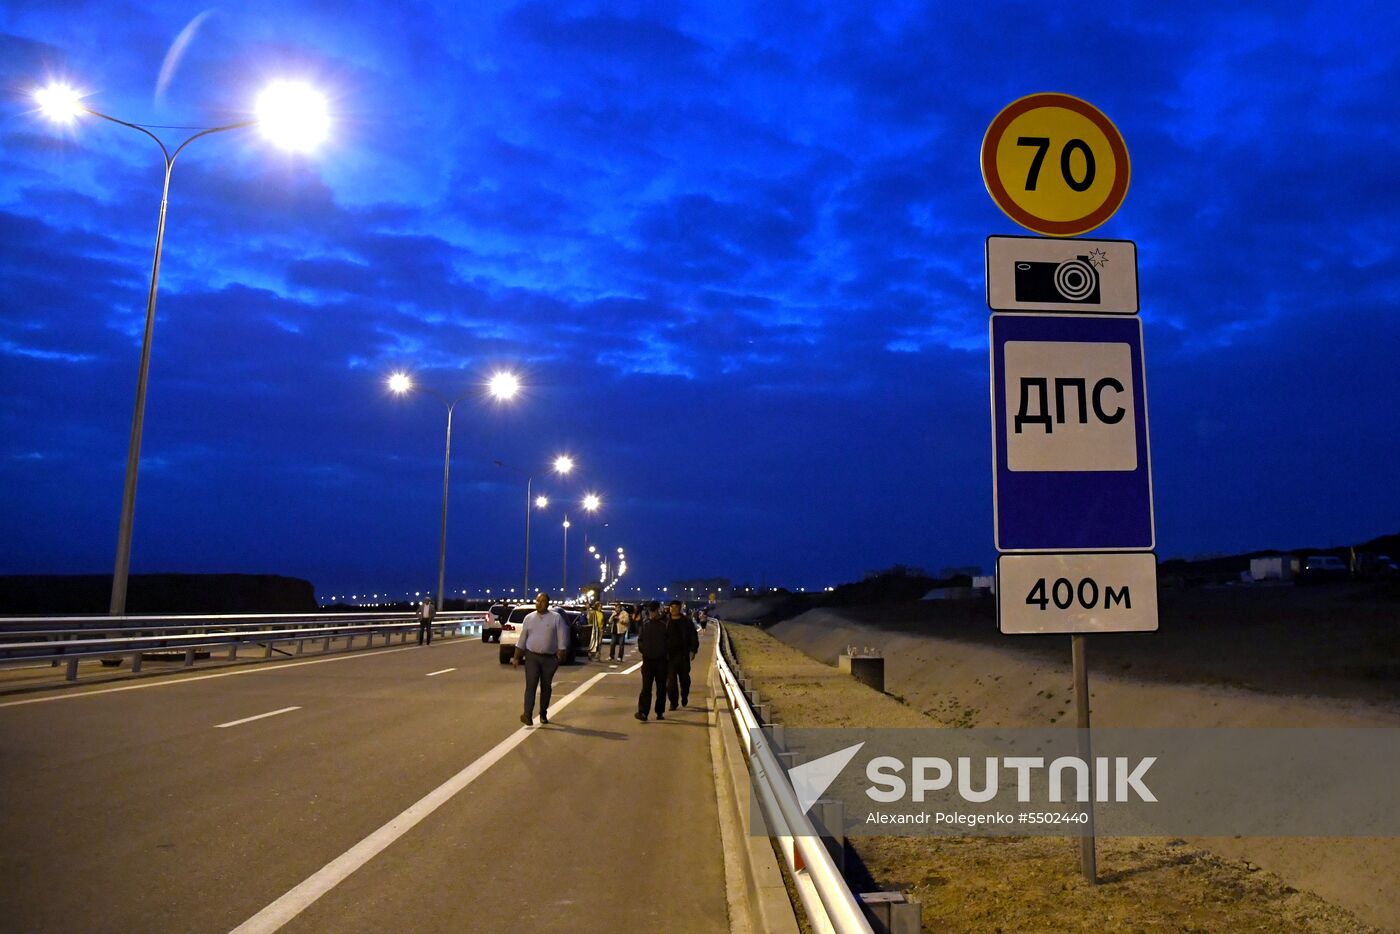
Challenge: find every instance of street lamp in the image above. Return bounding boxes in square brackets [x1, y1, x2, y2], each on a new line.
[561, 516, 572, 597]
[514, 455, 575, 597]
[562, 492, 603, 598]
[34, 79, 329, 616]
[388, 369, 521, 610]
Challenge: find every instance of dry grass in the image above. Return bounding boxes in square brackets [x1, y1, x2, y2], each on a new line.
[725, 624, 1380, 934]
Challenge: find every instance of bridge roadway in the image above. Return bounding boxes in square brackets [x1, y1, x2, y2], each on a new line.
[0, 629, 729, 933]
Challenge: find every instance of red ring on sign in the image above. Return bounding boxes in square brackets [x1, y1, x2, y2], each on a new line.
[981, 92, 1131, 237]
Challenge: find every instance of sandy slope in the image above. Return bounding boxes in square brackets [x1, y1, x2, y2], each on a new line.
[747, 608, 1398, 930]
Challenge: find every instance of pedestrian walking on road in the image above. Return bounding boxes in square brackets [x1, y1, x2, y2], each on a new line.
[608, 604, 631, 661]
[665, 600, 699, 709]
[417, 597, 436, 645]
[511, 592, 570, 726]
[587, 601, 606, 659]
[634, 603, 669, 721]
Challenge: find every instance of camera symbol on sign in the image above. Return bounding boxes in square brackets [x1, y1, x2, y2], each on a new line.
[1014, 255, 1102, 304]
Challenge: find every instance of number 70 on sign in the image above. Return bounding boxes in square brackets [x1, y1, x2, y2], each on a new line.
[981, 92, 1131, 238]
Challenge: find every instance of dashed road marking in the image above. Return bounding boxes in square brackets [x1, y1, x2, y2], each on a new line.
[215, 706, 302, 729]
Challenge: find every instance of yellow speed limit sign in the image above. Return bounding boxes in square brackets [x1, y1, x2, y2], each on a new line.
[981, 92, 1130, 237]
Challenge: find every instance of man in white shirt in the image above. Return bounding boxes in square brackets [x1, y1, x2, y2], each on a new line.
[608, 604, 631, 661]
[511, 592, 570, 725]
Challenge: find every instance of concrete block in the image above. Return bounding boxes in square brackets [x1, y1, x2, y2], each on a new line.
[846, 655, 885, 693]
[859, 891, 921, 934]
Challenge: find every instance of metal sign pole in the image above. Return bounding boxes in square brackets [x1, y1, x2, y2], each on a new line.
[1072, 633, 1098, 883]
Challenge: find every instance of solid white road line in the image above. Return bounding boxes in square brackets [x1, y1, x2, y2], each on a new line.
[230, 667, 619, 934]
[214, 706, 302, 729]
[0, 638, 474, 709]
[425, 668, 456, 677]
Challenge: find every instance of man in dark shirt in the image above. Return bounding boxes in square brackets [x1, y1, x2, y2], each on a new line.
[634, 602, 669, 721]
[664, 599, 700, 709]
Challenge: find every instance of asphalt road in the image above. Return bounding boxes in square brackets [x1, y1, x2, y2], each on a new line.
[0, 631, 728, 933]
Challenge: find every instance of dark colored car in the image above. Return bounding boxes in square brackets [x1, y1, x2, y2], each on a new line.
[1297, 555, 1349, 585]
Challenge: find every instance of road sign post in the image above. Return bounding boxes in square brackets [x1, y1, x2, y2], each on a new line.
[982, 92, 1150, 885]
[1072, 633, 1097, 882]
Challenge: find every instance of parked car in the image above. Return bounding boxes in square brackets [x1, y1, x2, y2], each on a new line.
[1297, 555, 1349, 585]
[481, 603, 510, 642]
[1356, 553, 1399, 580]
[497, 604, 588, 665]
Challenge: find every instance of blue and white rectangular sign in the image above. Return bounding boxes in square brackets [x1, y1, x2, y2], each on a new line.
[991, 313, 1154, 552]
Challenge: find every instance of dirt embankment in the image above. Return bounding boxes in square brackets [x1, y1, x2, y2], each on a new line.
[726, 619, 1396, 932]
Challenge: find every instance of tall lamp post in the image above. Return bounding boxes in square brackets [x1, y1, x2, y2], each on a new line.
[497, 454, 576, 597]
[562, 492, 602, 598]
[33, 80, 330, 616]
[389, 370, 521, 610]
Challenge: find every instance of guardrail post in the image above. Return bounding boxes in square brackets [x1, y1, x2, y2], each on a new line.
[264, 642, 273, 658]
[184, 648, 195, 667]
[130, 652, 143, 673]
[296, 640, 305, 655]
[810, 799, 846, 875]
[761, 721, 786, 750]
[65, 658, 78, 681]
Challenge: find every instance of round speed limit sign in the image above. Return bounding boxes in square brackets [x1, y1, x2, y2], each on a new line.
[981, 92, 1130, 237]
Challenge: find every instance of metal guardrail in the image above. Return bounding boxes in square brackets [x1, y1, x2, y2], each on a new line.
[0, 612, 482, 681]
[714, 622, 873, 934]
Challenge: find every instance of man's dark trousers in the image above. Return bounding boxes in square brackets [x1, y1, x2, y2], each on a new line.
[523, 651, 560, 720]
[637, 656, 668, 718]
[417, 621, 432, 645]
[666, 655, 692, 708]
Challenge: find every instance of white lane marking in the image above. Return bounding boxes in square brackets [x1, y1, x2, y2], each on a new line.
[230, 669, 612, 934]
[425, 668, 456, 677]
[620, 660, 642, 674]
[0, 639, 474, 709]
[215, 706, 302, 729]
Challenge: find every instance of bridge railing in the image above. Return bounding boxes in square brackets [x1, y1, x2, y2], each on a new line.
[0, 612, 482, 681]
[714, 621, 872, 934]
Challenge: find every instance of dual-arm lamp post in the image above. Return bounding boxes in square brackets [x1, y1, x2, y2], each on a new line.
[389, 372, 521, 611]
[34, 81, 329, 616]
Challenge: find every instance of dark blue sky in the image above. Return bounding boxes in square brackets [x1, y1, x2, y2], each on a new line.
[1, 2, 1397, 600]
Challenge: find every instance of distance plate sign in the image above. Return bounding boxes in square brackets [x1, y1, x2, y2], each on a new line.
[997, 552, 1159, 634]
[991, 313, 1153, 552]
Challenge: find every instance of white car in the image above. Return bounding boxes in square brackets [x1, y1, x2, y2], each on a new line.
[496, 604, 586, 665]
[480, 603, 510, 643]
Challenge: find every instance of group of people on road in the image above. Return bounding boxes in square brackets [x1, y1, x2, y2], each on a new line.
[633, 599, 700, 721]
[587, 602, 631, 661]
[506, 593, 703, 726]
